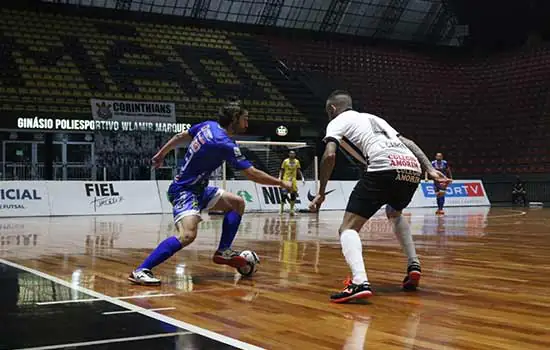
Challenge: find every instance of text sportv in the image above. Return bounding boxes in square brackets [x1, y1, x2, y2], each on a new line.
[421, 182, 484, 198]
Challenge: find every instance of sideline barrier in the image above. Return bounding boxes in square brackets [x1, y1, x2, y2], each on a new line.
[0, 179, 489, 218]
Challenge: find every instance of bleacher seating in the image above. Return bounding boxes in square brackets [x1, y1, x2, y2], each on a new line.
[0, 8, 307, 124]
[263, 35, 550, 175]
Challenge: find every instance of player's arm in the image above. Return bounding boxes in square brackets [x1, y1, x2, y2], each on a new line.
[296, 160, 305, 182]
[297, 168, 305, 182]
[155, 132, 191, 157]
[226, 144, 289, 188]
[398, 135, 440, 180]
[318, 141, 338, 194]
[318, 119, 346, 194]
[152, 130, 193, 167]
[243, 167, 288, 187]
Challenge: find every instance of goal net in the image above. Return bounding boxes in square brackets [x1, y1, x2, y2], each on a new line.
[213, 140, 318, 213]
[216, 141, 316, 182]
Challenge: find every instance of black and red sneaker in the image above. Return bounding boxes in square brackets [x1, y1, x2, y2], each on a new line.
[212, 249, 248, 268]
[330, 277, 373, 304]
[402, 264, 421, 291]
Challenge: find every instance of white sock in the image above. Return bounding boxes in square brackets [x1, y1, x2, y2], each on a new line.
[340, 229, 368, 284]
[389, 215, 420, 266]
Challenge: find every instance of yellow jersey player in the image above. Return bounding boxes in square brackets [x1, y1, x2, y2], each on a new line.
[279, 150, 304, 215]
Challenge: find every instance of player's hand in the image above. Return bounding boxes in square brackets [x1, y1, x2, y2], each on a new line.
[280, 181, 293, 192]
[151, 154, 164, 169]
[308, 194, 325, 213]
[428, 169, 452, 187]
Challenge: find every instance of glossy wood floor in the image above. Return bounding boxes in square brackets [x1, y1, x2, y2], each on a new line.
[2, 207, 550, 350]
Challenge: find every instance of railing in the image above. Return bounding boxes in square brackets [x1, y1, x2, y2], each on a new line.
[0, 162, 153, 181]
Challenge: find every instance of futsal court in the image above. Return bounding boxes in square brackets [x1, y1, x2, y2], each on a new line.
[1, 206, 549, 350]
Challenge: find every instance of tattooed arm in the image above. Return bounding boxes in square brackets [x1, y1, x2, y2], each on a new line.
[398, 135, 446, 182]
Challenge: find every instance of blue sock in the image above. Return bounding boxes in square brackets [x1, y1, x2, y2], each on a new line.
[218, 211, 242, 251]
[437, 196, 445, 210]
[138, 236, 183, 271]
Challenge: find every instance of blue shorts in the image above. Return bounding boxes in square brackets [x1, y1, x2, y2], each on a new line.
[168, 185, 224, 223]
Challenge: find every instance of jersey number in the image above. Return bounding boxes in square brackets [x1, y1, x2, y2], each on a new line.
[369, 119, 389, 139]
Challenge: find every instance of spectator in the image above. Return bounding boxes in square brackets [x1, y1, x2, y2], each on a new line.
[512, 176, 527, 207]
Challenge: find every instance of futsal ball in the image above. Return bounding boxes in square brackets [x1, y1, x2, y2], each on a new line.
[237, 250, 260, 277]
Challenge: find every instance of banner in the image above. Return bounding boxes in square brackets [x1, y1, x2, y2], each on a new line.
[91, 98, 176, 123]
[411, 180, 490, 207]
[16, 117, 191, 133]
[0, 179, 490, 218]
[0, 182, 50, 217]
[47, 181, 162, 216]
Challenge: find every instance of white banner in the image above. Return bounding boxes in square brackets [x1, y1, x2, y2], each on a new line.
[410, 180, 491, 208]
[91, 98, 176, 123]
[225, 181, 262, 212]
[0, 179, 490, 218]
[0, 181, 50, 217]
[48, 181, 162, 216]
[156, 180, 172, 214]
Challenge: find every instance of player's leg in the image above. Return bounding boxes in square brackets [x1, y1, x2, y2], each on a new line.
[206, 188, 248, 268]
[280, 188, 287, 214]
[387, 172, 422, 290]
[386, 206, 421, 290]
[289, 180, 297, 215]
[129, 190, 201, 286]
[434, 181, 445, 215]
[330, 175, 382, 303]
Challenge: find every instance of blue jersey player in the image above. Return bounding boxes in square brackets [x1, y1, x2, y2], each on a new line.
[431, 153, 453, 215]
[129, 99, 292, 285]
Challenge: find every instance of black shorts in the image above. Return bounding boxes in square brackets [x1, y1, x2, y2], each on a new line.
[346, 169, 421, 219]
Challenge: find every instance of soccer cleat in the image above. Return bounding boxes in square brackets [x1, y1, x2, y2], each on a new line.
[402, 264, 421, 291]
[213, 249, 248, 268]
[128, 268, 161, 286]
[330, 277, 373, 303]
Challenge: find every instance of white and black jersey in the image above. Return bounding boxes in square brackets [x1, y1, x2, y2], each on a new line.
[323, 110, 421, 173]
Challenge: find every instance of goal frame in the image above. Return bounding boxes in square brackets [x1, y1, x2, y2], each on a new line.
[222, 140, 319, 195]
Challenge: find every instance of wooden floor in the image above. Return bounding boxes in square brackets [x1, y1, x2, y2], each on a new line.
[2, 207, 550, 349]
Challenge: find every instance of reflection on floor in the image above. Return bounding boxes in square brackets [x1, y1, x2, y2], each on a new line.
[2, 207, 550, 350]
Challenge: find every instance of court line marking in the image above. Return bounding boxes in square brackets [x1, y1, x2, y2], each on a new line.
[0, 258, 264, 350]
[35, 293, 175, 305]
[13, 331, 190, 350]
[488, 209, 527, 219]
[102, 307, 176, 315]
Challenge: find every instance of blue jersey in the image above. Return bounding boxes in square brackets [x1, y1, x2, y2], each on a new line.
[432, 160, 450, 177]
[170, 121, 252, 194]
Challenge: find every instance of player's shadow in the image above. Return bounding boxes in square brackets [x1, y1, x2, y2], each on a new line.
[346, 298, 373, 305]
[372, 284, 436, 298]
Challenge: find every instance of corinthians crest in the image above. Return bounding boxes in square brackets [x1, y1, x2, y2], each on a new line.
[95, 101, 113, 120]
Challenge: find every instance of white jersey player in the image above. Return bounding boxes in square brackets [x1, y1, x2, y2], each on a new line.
[309, 90, 450, 303]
